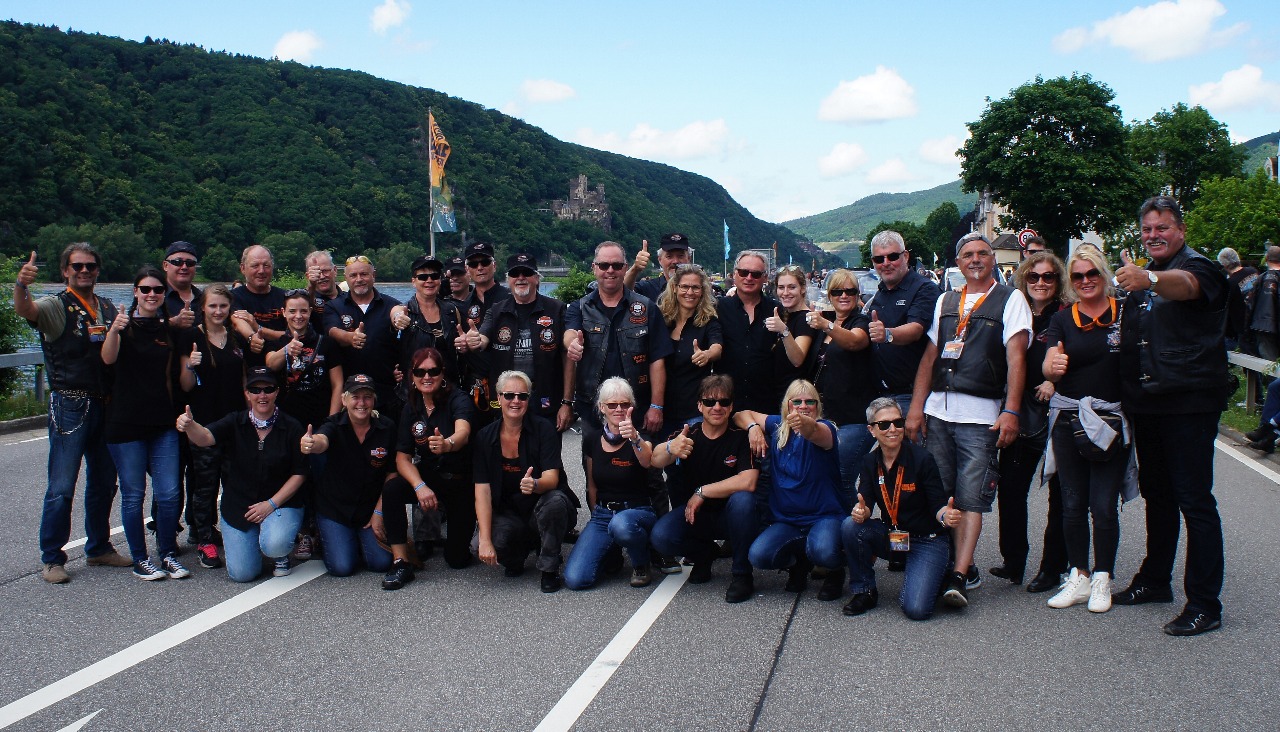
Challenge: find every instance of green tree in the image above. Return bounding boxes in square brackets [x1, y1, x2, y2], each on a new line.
[1184, 170, 1280, 260]
[200, 243, 239, 282]
[0, 255, 28, 395]
[552, 265, 594, 303]
[29, 222, 156, 282]
[960, 74, 1147, 253]
[863, 221, 924, 268]
[1129, 103, 1244, 210]
[922, 201, 961, 262]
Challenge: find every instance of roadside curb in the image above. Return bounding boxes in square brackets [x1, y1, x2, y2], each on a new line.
[1218, 422, 1280, 467]
[0, 415, 44, 436]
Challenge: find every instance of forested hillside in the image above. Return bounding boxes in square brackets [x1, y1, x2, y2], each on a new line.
[784, 181, 976, 243]
[0, 22, 817, 280]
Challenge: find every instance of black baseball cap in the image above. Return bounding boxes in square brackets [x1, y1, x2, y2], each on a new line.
[245, 367, 278, 388]
[660, 233, 690, 251]
[446, 256, 466, 274]
[410, 254, 444, 273]
[343, 373, 377, 394]
[464, 241, 495, 259]
[165, 241, 198, 259]
[506, 252, 540, 276]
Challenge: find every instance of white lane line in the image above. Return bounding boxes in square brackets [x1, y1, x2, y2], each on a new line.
[534, 570, 690, 732]
[61, 527, 124, 552]
[0, 561, 327, 730]
[5, 436, 46, 446]
[1215, 437, 1280, 485]
[54, 709, 101, 732]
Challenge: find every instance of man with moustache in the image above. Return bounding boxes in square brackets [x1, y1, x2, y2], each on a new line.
[229, 245, 288, 366]
[304, 250, 341, 332]
[325, 256, 403, 417]
[624, 233, 693, 301]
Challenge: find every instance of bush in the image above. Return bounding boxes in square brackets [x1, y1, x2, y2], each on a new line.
[0, 255, 29, 396]
[552, 265, 594, 303]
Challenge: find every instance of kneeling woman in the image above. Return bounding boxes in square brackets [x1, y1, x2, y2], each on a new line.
[298, 374, 395, 578]
[177, 368, 308, 581]
[564, 377, 660, 591]
[735, 379, 847, 599]
[842, 397, 960, 620]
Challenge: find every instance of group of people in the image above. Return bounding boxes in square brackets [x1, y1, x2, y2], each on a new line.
[22, 194, 1228, 635]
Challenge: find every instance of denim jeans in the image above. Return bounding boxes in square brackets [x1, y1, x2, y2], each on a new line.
[748, 517, 844, 570]
[836, 423, 874, 506]
[1259, 377, 1280, 428]
[843, 517, 950, 621]
[220, 508, 303, 582]
[650, 491, 759, 576]
[563, 505, 657, 590]
[40, 393, 119, 565]
[316, 514, 392, 577]
[925, 416, 1000, 513]
[108, 429, 181, 562]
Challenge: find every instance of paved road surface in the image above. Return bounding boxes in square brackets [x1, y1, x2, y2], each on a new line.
[0, 425, 1275, 731]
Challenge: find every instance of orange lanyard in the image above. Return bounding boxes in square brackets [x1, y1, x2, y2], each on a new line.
[877, 464, 904, 529]
[66, 289, 99, 323]
[952, 284, 990, 340]
[1071, 297, 1116, 332]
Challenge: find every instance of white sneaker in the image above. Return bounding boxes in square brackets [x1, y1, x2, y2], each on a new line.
[1088, 571, 1112, 613]
[1047, 568, 1090, 608]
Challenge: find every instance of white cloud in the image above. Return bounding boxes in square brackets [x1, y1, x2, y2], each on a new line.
[865, 158, 916, 185]
[273, 31, 322, 63]
[575, 119, 729, 161]
[818, 66, 917, 123]
[817, 142, 869, 178]
[918, 135, 962, 166]
[1189, 64, 1280, 112]
[371, 0, 411, 34]
[1053, 0, 1245, 62]
[520, 79, 576, 104]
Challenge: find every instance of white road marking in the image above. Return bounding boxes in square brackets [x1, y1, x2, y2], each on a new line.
[534, 570, 689, 732]
[4, 436, 46, 446]
[0, 561, 327, 730]
[54, 709, 101, 731]
[1215, 437, 1280, 486]
[61, 527, 124, 552]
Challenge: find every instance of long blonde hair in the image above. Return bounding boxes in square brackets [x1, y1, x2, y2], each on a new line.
[776, 379, 823, 451]
[658, 265, 716, 328]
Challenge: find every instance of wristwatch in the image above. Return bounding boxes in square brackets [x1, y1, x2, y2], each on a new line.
[884, 328, 894, 343]
[694, 486, 705, 499]
[1147, 270, 1159, 286]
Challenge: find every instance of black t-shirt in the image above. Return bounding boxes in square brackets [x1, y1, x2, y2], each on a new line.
[230, 286, 287, 332]
[716, 293, 783, 413]
[864, 270, 941, 395]
[314, 412, 397, 527]
[668, 423, 755, 507]
[586, 437, 651, 505]
[473, 414, 567, 516]
[771, 310, 817, 406]
[665, 317, 723, 425]
[206, 410, 308, 531]
[396, 388, 476, 475]
[177, 326, 246, 424]
[1044, 304, 1123, 403]
[267, 327, 343, 429]
[812, 311, 875, 426]
[106, 318, 176, 444]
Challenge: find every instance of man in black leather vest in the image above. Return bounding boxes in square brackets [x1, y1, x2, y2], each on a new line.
[907, 232, 1031, 609]
[1246, 246, 1280, 360]
[1112, 195, 1229, 637]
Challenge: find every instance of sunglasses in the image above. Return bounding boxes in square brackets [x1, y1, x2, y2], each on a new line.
[1025, 271, 1058, 284]
[466, 257, 493, 268]
[412, 366, 444, 378]
[604, 401, 632, 411]
[871, 251, 904, 265]
[345, 255, 371, 266]
[790, 398, 818, 407]
[283, 288, 311, 299]
[500, 391, 530, 402]
[736, 268, 765, 279]
[871, 418, 907, 430]
[700, 397, 732, 408]
[508, 268, 537, 278]
[246, 385, 279, 394]
[594, 261, 626, 271]
[1070, 269, 1102, 283]
[677, 284, 703, 293]
[413, 272, 442, 281]
[828, 288, 856, 298]
[69, 262, 100, 272]
[166, 258, 197, 268]
[135, 285, 166, 295]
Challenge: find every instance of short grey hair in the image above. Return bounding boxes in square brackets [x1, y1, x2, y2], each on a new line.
[305, 250, 334, 269]
[865, 396, 901, 423]
[596, 376, 635, 412]
[594, 241, 625, 260]
[734, 251, 767, 270]
[870, 230, 906, 252]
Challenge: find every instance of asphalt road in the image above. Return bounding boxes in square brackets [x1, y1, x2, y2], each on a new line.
[0, 425, 1276, 731]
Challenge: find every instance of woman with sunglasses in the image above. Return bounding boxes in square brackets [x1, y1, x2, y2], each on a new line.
[564, 377, 665, 590]
[657, 264, 723, 442]
[990, 251, 1071, 592]
[764, 265, 817, 408]
[178, 284, 244, 569]
[1040, 247, 1135, 613]
[735, 379, 847, 600]
[842, 397, 960, 619]
[379, 347, 475, 586]
[473, 370, 574, 593]
[805, 269, 875, 494]
[176, 367, 308, 581]
[391, 255, 465, 390]
[101, 267, 187, 581]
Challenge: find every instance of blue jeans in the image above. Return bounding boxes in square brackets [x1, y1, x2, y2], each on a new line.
[843, 517, 950, 620]
[40, 393, 119, 565]
[836, 423, 874, 506]
[316, 514, 392, 577]
[220, 508, 303, 583]
[563, 505, 657, 590]
[108, 429, 181, 562]
[925, 416, 1000, 513]
[1259, 378, 1280, 428]
[748, 517, 844, 570]
[650, 491, 759, 576]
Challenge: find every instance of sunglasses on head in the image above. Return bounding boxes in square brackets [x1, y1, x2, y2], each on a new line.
[736, 268, 765, 279]
[790, 398, 818, 407]
[593, 261, 626, 271]
[700, 397, 732, 408]
[412, 366, 444, 378]
[1070, 269, 1102, 282]
[871, 251, 905, 265]
[466, 256, 493, 268]
[166, 258, 197, 268]
[283, 288, 311, 299]
[1025, 271, 1058, 284]
[345, 255, 371, 266]
[69, 262, 99, 273]
[500, 391, 530, 402]
[871, 418, 906, 430]
[828, 287, 856, 298]
[604, 401, 631, 411]
[135, 285, 166, 295]
[413, 272, 442, 281]
[246, 385, 278, 394]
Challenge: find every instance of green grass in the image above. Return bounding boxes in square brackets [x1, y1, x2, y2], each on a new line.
[1222, 365, 1259, 434]
[0, 389, 47, 422]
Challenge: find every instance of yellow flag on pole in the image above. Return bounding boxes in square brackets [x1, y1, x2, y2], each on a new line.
[428, 111, 451, 189]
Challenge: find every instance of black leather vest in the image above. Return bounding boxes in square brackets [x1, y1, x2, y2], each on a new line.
[930, 284, 1014, 400]
[40, 290, 118, 395]
[1131, 246, 1228, 394]
[1249, 269, 1280, 334]
[576, 289, 652, 402]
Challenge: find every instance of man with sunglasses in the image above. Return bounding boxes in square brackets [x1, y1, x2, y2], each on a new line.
[16, 242, 133, 582]
[716, 251, 784, 414]
[623, 232, 692, 301]
[303, 250, 341, 332]
[229, 245, 288, 366]
[863, 231, 940, 417]
[458, 241, 511, 329]
[325, 255, 403, 418]
[1111, 196, 1229, 636]
[161, 241, 202, 328]
[444, 256, 472, 304]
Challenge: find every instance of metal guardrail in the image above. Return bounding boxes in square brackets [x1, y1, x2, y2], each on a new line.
[1228, 351, 1275, 416]
[0, 351, 45, 404]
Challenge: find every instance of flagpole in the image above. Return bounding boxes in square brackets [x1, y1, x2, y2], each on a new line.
[428, 107, 436, 258]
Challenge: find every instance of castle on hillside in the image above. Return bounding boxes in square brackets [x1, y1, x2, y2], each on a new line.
[549, 175, 611, 232]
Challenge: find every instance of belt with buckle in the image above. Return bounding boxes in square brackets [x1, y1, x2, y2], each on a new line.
[600, 501, 643, 512]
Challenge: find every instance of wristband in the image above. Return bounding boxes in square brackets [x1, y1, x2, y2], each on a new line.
[560, 399, 573, 407]
[445, 436, 455, 448]
[185, 363, 197, 371]
[649, 403, 663, 411]
[268, 498, 278, 510]
[1000, 409, 1019, 418]
[373, 509, 383, 516]
[14, 280, 25, 290]
[747, 422, 760, 431]
[665, 440, 673, 455]
[414, 481, 427, 493]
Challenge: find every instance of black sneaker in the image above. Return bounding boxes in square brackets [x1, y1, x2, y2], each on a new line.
[989, 565, 1024, 585]
[785, 557, 812, 593]
[816, 567, 846, 601]
[942, 571, 968, 608]
[1246, 436, 1276, 453]
[842, 589, 879, 616]
[725, 574, 754, 603]
[161, 554, 192, 579]
[1163, 609, 1221, 636]
[656, 555, 682, 575]
[1244, 425, 1273, 442]
[630, 565, 653, 588]
[688, 561, 713, 584]
[1111, 581, 1173, 605]
[886, 558, 906, 572]
[964, 565, 982, 590]
[382, 559, 415, 591]
[540, 570, 562, 593]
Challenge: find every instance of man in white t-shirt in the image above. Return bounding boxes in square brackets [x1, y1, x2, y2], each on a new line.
[906, 232, 1031, 609]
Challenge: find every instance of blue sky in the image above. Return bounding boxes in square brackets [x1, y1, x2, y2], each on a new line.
[6, 0, 1279, 227]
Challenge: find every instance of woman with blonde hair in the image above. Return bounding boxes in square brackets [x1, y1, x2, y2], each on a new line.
[657, 264, 723, 435]
[763, 265, 818, 406]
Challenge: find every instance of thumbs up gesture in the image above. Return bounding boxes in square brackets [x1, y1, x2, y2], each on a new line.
[765, 307, 787, 334]
[17, 250, 37, 286]
[351, 321, 367, 349]
[176, 405, 195, 432]
[868, 310, 887, 343]
[464, 320, 483, 351]
[187, 342, 203, 369]
[633, 239, 651, 271]
[287, 336, 303, 359]
[1047, 340, 1069, 378]
[428, 426, 447, 454]
[300, 424, 315, 454]
[941, 497, 962, 528]
[453, 322, 469, 353]
[566, 330, 585, 362]
[851, 493, 870, 523]
[110, 311, 130, 333]
[618, 406, 639, 442]
[690, 338, 710, 367]
[1113, 249, 1149, 292]
[668, 424, 695, 460]
[519, 467, 537, 495]
[173, 303, 195, 328]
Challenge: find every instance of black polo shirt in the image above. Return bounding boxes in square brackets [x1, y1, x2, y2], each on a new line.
[634, 275, 668, 302]
[472, 413, 569, 516]
[308, 288, 338, 334]
[396, 387, 475, 476]
[669, 423, 755, 507]
[480, 294, 568, 421]
[164, 285, 203, 326]
[324, 288, 402, 408]
[206, 410, 308, 531]
[855, 441, 948, 536]
[716, 292, 783, 413]
[314, 412, 397, 527]
[862, 269, 940, 395]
